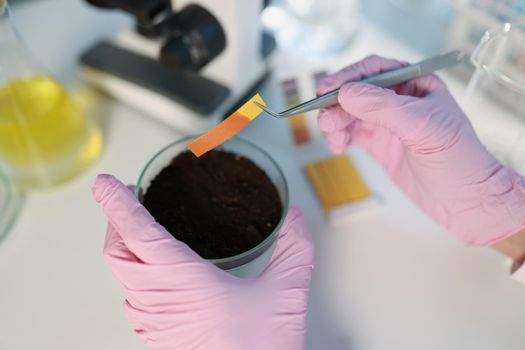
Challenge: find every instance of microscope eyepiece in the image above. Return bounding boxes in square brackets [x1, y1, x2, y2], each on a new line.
[160, 5, 226, 71]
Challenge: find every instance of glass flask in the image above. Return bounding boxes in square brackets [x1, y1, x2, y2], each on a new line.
[461, 22, 525, 175]
[0, 0, 102, 189]
[136, 136, 289, 278]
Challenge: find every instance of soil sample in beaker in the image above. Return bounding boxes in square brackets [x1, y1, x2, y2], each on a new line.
[143, 150, 283, 259]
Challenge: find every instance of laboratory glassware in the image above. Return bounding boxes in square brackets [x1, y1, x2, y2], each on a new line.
[136, 136, 289, 278]
[461, 21, 525, 174]
[0, 0, 102, 189]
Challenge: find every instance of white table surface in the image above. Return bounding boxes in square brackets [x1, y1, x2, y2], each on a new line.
[2, 1, 525, 349]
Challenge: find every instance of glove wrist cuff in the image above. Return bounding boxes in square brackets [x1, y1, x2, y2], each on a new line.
[452, 166, 525, 246]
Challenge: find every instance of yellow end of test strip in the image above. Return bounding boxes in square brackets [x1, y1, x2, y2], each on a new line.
[189, 94, 266, 157]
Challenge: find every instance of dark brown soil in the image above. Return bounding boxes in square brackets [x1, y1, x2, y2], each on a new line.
[143, 150, 283, 259]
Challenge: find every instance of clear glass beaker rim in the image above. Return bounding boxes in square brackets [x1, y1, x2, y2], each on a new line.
[0, 165, 21, 242]
[470, 21, 525, 92]
[135, 135, 289, 266]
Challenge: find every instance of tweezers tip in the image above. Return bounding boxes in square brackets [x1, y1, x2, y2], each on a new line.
[254, 101, 281, 118]
[254, 101, 265, 109]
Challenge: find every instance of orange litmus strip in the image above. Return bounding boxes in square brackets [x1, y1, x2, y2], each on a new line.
[188, 94, 266, 157]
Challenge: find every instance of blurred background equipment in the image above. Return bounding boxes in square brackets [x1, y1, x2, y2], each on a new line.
[81, 0, 276, 134]
[0, 1, 102, 189]
[361, 0, 452, 55]
[261, 0, 359, 61]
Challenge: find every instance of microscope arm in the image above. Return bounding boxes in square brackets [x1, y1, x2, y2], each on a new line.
[86, 0, 171, 36]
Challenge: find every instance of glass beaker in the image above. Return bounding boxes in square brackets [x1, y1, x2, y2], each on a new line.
[0, 1, 102, 189]
[461, 22, 525, 175]
[136, 136, 289, 278]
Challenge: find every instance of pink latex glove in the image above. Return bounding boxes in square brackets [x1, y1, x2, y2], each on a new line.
[92, 174, 314, 350]
[317, 55, 525, 246]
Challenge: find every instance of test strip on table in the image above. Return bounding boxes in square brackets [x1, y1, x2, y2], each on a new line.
[188, 94, 266, 157]
[281, 78, 311, 145]
[305, 155, 371, 211]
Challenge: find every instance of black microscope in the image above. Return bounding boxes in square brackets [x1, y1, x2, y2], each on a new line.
[81, 0, 275, 133]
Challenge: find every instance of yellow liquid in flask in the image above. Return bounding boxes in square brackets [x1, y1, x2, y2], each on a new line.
[0, 76, 102, 188]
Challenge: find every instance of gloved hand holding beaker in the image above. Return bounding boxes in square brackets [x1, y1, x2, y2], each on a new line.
[93, 174, 314, 350]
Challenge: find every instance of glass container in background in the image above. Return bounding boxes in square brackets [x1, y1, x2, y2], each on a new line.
[262, 0, 359, 61]
[136, 136, 289, 278]
[461, 22, 525, 175]
[362, 0, 452, 55]
[446, 0, 525, 82]
[0, 0, 102, 189]
[0, 163, 21, 242]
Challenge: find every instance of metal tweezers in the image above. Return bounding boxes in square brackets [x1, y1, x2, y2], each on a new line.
[256, 50, 464, 119]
